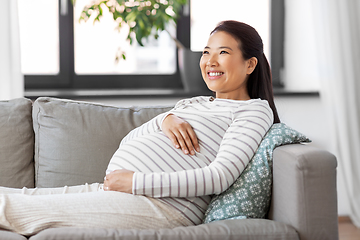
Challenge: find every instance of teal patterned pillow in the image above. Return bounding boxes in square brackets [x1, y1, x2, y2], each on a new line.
[203, 123, 311, 223]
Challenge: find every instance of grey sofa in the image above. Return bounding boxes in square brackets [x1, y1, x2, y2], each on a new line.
[0, 97, 339, 240]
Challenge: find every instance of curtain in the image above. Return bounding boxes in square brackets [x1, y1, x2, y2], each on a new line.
[311, 0, 360, 227]
[0, 0, 23, 100]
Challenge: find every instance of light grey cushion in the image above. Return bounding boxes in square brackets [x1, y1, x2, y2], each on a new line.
[28, 219, 299, 240]
[0, 230, 27, 240]
[32, 97, 172, 188]
[0, 98, 34, 188]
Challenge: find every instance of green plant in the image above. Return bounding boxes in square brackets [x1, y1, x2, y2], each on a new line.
[75, 0, 187, 58]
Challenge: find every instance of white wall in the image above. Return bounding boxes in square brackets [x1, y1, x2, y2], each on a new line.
[275, 96, 350, 216]
[281, 0, 350, 216]
[282, 0, 321, 92]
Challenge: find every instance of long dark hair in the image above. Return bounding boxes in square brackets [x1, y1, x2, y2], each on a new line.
[211, 20, 280, 123]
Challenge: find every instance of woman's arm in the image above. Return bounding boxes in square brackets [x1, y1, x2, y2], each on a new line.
[132, 103, 273, 198]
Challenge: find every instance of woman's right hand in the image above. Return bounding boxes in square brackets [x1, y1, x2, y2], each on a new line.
[162, 114, 200, 155]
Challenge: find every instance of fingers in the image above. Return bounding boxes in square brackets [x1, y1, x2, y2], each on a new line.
[167, 131, 181, 150]
[103, 170, 116, 191]
[179, 129, 196, 155]
[176, 130, 191, 155]
[187, 128, 200, 153]
[162, 114, 200, 155]
[172, 127, 199, 155]
[103, 170, 134, 193]
[103, 175, 109, 191]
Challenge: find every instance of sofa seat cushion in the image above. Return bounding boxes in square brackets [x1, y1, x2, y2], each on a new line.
[32, 97, 172, 187]
[0, 230, 27, 240]
[0, 98, 34, 188]
[28, 219, 299, 240]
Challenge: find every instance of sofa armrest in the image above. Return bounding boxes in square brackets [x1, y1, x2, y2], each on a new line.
[268, 144, 338, 240]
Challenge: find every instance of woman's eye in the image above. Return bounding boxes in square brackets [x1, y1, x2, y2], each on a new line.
[220, 50, 229, 54]
[202, 50, 209, 55]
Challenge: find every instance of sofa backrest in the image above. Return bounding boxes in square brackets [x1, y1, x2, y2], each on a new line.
[32, 97, 172, 188]
[0, 98, 34, 188]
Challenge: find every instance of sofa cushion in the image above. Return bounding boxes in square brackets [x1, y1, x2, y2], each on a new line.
[32, 97, 172, 188]
[0, 230, 27, 240]
[204, 123, 310, 223]
[28, 219, 299, 240]
[0, 98, 34, 188]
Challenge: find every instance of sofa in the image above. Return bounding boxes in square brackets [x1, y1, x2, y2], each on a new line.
[0, 97, 339, 240]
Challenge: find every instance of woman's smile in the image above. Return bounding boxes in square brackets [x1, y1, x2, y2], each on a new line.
[207, 71, 224, 79]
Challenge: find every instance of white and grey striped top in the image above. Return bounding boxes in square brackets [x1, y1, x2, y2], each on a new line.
[107, 96, 273, 225]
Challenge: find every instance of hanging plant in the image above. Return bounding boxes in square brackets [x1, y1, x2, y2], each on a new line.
[74, 0, 187, 58]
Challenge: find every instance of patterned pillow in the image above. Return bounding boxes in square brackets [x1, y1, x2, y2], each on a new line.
[203, 123, 311, 223]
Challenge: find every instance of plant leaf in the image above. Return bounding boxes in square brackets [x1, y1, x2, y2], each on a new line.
[76, 0, 188, 55]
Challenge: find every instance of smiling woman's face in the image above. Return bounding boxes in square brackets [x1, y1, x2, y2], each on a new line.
[200, 31, 256, 100]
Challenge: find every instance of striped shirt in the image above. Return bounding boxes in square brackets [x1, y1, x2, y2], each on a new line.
[107, 96, 273, 225]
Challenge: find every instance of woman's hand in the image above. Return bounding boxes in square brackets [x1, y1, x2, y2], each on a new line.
[162, 114, 200, 155]
[103, 169, 134, 193]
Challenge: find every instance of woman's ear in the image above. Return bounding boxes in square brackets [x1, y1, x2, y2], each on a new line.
[246, 57, 258, 75]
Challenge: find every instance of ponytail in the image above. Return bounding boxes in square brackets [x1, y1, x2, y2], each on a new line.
[247, 53, 280, 123]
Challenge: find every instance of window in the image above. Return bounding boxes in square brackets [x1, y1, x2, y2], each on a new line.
[18, 0, 60, 75]
[73, 0, 177, 75]
[191, 0, 270, 57]
[20, 0, 284, 94]
[190, 0, 284, 86]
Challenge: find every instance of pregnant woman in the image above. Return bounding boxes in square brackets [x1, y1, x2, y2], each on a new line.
[0, 20, 279, 236]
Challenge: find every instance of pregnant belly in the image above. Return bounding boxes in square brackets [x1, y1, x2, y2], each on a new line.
[106, 132, 209, 174]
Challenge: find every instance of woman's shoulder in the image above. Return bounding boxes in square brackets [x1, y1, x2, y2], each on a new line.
[173, 96, 271, 113]
[212, 98, 272, 118]
[236, 98, 272, 112]
[245, 98, 271, 108]
[214, 98, 270, 108]
[173, 96, 213, 108]
[231, 99, 273, 124]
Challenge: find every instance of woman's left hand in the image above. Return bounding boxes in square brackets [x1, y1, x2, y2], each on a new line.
[103, 169, 134, 193]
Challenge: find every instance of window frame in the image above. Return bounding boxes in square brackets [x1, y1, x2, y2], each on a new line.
[271, 0, 285, 88]
[24, 0, 284, 92]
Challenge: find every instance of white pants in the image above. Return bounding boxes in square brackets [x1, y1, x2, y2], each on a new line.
[0, 183, 193, 236]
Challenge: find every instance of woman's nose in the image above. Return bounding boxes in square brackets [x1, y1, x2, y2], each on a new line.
[206, 56, 219, 67]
